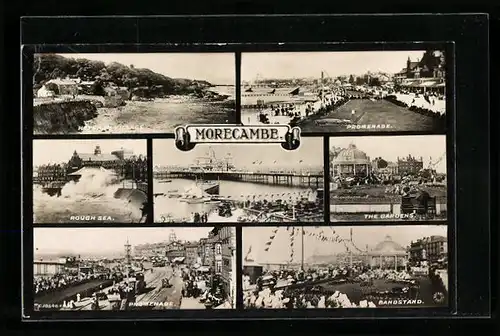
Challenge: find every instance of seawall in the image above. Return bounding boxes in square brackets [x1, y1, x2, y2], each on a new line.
[114, 188, 148, 212]
[33, 100, 98, 134]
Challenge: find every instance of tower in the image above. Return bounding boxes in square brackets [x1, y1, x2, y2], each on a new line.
[124, 238, 131, 267]
[169, 229, 177, 243]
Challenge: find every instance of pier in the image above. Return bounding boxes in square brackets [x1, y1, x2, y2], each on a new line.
[153, 169, 324, 188]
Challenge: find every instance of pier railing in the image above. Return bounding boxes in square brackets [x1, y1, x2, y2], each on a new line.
[153, 169, 324, 188]
[153, 168, 324, 177]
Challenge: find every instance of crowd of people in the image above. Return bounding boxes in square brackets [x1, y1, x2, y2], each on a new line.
[254, 96, 336, 126]
[386, 91, 446, 126]
[34, 271, 112, 295]
[243, 264, 442, 309]
[252, 198, 322, 220]
[181, 193, 323, 223]
[180, 267, 227, 308]
[334, 86, 446, 124]
[250, 81, 446, 128]
[191, 211, 210, 223]
[244, 287, 377, 309]
[34, 274, 84, 295]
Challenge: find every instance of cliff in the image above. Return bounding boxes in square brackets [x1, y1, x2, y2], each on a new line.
[33, 100, 98, 134]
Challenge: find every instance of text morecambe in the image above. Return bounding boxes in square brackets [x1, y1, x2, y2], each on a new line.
[195, 127, 281, 141]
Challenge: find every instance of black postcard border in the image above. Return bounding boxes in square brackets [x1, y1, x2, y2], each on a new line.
[17, 14, 491, 321]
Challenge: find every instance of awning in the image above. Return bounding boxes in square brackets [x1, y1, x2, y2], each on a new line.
[198, 266, 210, 272]
[172, 257, 185, 263]
[417, 81, 439, 87]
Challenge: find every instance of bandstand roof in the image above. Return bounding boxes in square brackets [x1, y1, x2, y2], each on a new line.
[331, 143, 370, 165]
[369, 235, 407, 256]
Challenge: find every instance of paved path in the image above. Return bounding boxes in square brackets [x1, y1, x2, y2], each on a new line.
[180, 297, 206, 309]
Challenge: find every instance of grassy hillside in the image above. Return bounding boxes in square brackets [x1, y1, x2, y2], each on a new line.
[33, 54, 213, 97]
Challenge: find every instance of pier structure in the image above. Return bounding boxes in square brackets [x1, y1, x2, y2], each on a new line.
[153, 169, 324, 188]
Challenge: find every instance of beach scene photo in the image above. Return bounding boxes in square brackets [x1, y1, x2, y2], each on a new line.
[32, 53, 236, 134]
[153, 138, 325, 223]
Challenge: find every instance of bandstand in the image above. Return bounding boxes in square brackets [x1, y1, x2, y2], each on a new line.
[368, 235, 408, 270]
[331, 143, 371, 177]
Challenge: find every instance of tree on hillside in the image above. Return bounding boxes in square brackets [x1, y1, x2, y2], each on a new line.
[355, 77, 365, 86]
[33, 54, 214, 97]
[98, 69, 112, 82]
[92, 81, 106, 96]
[376, 158, 388, 169]
[369, 77, 381, 86]
[419, 50, 445, 77]
[50, 68, 64, 80]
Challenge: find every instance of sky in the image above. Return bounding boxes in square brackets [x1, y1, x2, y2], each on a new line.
[242, 50, 427, 82]
[153, 138, 324, 170]
[329, 135, 447, 173]
[33, 139, 146, 166]
[56, 53, 235, 85]
[243, 225, 447, 264]
[34, 227, 213, 256]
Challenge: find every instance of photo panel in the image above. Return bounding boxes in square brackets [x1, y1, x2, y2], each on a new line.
[33, 139, 149, 224]
[242, 225, 448, 309]
[32, 226, 237, 311]
[32, 53, 236, 134]
[153, 137, 325, 223]
[329, 135, 447, 222]
[241, 50, 446, 133]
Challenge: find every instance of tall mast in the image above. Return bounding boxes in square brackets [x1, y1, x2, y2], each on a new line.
[125, 238, 132, 274]
[301, 227, 304, 271]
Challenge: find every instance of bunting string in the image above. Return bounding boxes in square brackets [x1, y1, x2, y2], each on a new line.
[262, 226, 366, 262]
[289, 226, 295, 263]
[263, 226, 280, 252]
